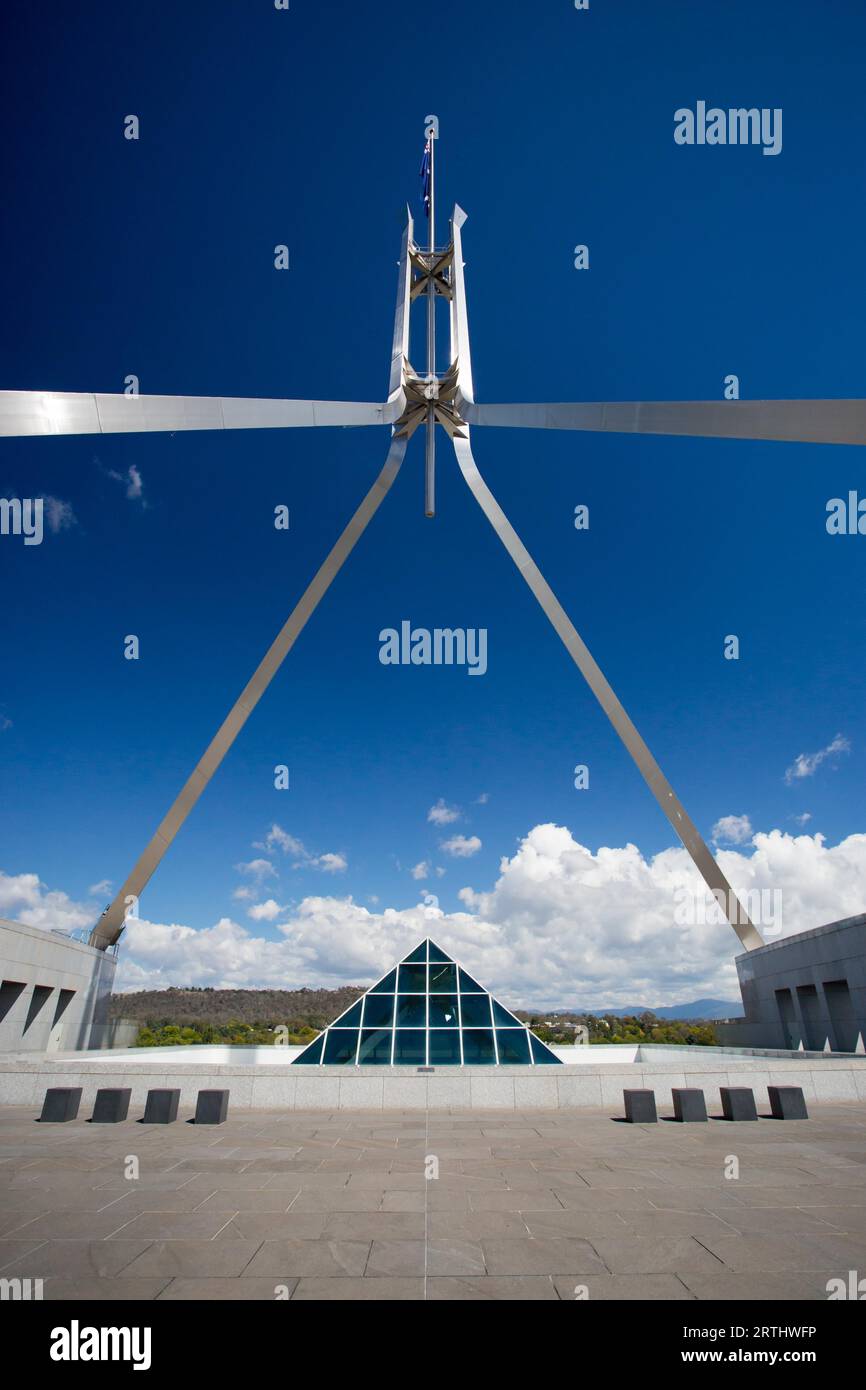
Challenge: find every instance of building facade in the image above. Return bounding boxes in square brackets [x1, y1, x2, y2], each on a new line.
[716, 913, 866, 1052]
[0, 917, 120, 1053]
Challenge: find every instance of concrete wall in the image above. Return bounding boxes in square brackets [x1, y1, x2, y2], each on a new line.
[723, 913, 866, 1050]
[0, 918, 117, 1053]
[2, 1044, 864, 1110]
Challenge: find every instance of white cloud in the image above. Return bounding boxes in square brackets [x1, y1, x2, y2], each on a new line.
[247, 898, 282, 922]
[785, 734, 851, 785]
[428, 799, 460, 826]
[0, 871, 92, 935]
[108, 824, 866, 1006]
[712, 814, 753, 846]
[0, 713, 11, 732]
[312, 852, 347, 874]
[13, 819, 866, 1012]
[410, 862, 429, 881]
[792, 812, 812, 827]
[107, 465, 146, 506]
[235, 858, 276, 882]
[255, 824, 306, 858]
[88, 878, 113, 897]
[43, 496, 77, 534]
[253, 824, 345, 874]
[475, 792, 490, 805]
[441, 834, 482, 858]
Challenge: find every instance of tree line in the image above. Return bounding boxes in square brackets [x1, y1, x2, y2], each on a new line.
[111, 987, 719, 1048]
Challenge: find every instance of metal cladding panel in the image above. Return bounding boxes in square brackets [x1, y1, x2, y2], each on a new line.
[153, 770, 209, 848]
[467, 399, 866, 446]
[0, 391, 385, 437]
[223, 398, 384, 429]
[0, 391, 102, 435]
[223, 397, 315, 429]
[389, 214, 414, 402]
[449, 204, 474, 405]
[194, 706, 252, 782]
[96, 394, 224, 433]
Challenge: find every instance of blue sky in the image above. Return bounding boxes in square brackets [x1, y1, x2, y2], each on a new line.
[1, 1, 865, 1004]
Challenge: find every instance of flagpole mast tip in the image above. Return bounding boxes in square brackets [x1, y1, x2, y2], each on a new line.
[422, 116, 438, 518]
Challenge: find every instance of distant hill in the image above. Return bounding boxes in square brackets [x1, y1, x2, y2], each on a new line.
[110, 986, 744, 1029]
[108, 985, 363, 1032]
[553, 999, 743, 1021]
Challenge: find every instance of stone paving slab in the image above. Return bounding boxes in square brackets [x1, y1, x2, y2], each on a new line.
[1, 1101, 866, 1300]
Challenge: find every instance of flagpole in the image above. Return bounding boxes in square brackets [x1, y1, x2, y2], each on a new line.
[425, 126, 436, 518]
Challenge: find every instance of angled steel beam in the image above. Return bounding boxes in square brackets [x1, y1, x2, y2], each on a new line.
[450, 204, 475, 409]
[387, 208, 414, 409]
[88, 431, 407, 949]
[452, 428, 764, 953]
[2, 205, 418, 441]
[449, 206, 763, 952]
[3, 213, 419, 441]
[465, 398, 866, 447]
[0, 391, 386, 438]
[87, 203, 418, 949]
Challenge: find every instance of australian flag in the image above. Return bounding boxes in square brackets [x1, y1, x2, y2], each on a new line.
[419, 138, 431, 218]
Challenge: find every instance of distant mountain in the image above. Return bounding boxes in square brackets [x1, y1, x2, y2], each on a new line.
[553, 999, 744, 1021]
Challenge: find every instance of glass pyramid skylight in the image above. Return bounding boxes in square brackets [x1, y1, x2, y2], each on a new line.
[293, 937, 561, 1066]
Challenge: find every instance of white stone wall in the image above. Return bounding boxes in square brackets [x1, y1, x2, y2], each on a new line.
[0, 918, 117, 1053]
[2, 1051, 864, 1111]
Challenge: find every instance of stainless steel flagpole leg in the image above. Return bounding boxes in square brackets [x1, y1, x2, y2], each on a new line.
[451, 429, 765, 953]
[89, 434, 407, 948]
[424, 118, 437, 517]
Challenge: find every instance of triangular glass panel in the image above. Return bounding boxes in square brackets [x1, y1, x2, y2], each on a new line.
[292, 937, 562, 1066]
[332, 999, 363, 1028]
[530, 1033, 560, 1065]
[492, 998, 520, 1027]
[369, 968, 397, 994]
[402, 942, 428, 963]
[293, 1033, 324, 1065]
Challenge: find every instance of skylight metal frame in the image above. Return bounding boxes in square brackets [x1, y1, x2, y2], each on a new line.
[293, 937, 560, 1067]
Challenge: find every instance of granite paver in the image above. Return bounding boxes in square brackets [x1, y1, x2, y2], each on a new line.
[2, 1101, 865, 1300]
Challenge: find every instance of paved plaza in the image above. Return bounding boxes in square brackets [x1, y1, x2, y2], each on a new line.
[1, 1102, 865, 1300]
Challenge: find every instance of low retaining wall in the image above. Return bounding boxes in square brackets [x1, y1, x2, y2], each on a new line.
[2, 1052, 866, 1111]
